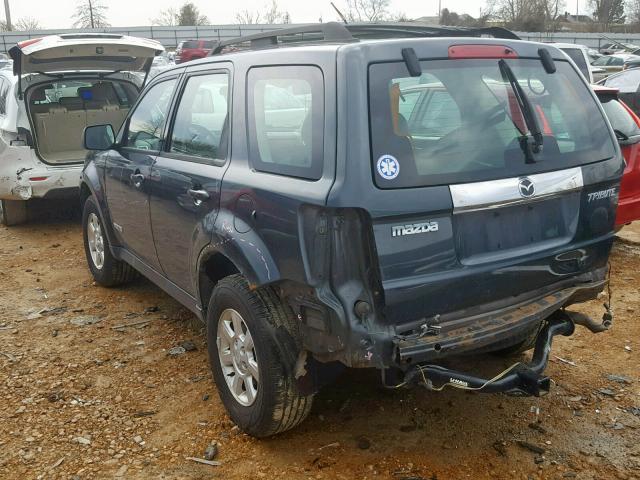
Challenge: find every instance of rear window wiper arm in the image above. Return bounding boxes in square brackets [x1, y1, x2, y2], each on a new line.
[498, 59, 543, 163]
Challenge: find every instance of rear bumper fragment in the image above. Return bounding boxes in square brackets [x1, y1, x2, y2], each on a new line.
[393, 278, 606, 365]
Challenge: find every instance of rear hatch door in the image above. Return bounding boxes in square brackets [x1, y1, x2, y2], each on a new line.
[9, 33, 163, 75]
[364, 46, 620, 326]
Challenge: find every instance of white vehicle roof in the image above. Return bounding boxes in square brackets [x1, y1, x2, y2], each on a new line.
[9, 33, 163, 75]
[545, 42, 588, 51]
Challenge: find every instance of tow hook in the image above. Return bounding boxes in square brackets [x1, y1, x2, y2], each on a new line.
[397, 311, 577, 397]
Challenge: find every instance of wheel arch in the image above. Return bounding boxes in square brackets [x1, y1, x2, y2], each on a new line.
[80, 162, 120, 253]
[196, 235, 281, 315]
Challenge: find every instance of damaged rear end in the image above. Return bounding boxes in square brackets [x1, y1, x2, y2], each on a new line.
[294, 39, 624, 396]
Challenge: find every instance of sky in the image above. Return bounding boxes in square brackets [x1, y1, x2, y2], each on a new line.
[4, 0, 590, 30]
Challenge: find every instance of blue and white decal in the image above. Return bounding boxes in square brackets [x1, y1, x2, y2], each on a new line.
[376, 154, 400, 180]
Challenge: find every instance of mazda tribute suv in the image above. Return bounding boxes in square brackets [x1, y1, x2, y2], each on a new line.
[79, 23, 623, 437]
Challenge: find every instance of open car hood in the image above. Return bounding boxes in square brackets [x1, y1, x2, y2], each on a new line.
[9, 33, 164, 75]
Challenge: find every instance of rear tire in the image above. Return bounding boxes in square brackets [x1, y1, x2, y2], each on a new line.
[0, 199, 28, 226]
[207, 274, 314, 437]
[82, 196, 137, 287]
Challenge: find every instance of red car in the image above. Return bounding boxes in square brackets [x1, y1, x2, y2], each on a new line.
[594, 85, 640, 226]
[175, 39, 215, 64]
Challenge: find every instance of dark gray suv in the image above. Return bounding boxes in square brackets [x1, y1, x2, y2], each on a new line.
[80, 23, 623, 436]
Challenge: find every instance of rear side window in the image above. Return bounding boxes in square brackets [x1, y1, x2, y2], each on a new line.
[202, 40, 215, 49]
[247, 65, 324, 180]
[369, 59, 616, 188]
[600, 97, 640, 138]
[170, 72, 229, 161]
[125, 78, 177, 151]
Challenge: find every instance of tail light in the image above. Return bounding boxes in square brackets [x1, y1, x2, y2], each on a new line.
[18, 38, 43, 49]
[448, 45, 518, 59]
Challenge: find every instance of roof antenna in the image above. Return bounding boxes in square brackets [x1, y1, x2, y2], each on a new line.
[330, 2, 348, 24]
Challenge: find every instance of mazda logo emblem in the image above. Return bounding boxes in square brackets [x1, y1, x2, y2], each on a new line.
[518, 177, 535, 198]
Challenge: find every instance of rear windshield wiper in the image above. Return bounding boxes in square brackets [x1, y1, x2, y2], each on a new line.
[498, 59, 543, 163]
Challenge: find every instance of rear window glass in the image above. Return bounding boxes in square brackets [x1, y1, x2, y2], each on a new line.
[560, 48, 590, 80]
[182, 41, 199, 49]
[369, 59, 616, 188]
[600, 97, 640, 138]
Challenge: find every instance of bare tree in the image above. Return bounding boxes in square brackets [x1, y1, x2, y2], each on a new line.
[630, 0, 640, 24]
[152, 7, 179, 26]
[493, 0, 564, 31]
[589, 0, 625, 28]
[235, 9, 262, 24]
[177, 2, 209, 26]
[15, 17, 41, 31]
[344, 0, 391, 22]
[264, 0, 291, 23]
[73, 0, 110, 28]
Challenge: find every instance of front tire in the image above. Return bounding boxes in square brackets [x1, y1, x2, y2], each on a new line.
[207, 274, 313, 437]
[82, 196, 137, 287]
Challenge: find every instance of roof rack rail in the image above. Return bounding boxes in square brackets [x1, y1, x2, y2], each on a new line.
[210, 22, 354, 55]
[209, 22, 520, 56]
[344, 23, 520, 41]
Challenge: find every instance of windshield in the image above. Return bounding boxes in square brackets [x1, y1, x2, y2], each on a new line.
[369, 58, 616, 188]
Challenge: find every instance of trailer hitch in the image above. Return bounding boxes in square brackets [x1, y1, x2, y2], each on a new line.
[401, 311, 577, 397]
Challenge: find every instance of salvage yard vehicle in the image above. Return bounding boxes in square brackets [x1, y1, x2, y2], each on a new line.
[0, 33, 163, 225]
[594, 85, 640, 226]
[175, 40, 215, 64]
[599, 67, 640, 116]
[80, 23, 623, 437]
[591, 53, 640, 82]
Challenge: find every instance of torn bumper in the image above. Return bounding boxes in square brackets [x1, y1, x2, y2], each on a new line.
[393, 277, 606, 365]
[401, 311, 576, 397]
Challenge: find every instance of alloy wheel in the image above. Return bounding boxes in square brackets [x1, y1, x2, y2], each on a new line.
[216, 308, 259, 406]
[86, 213, 105, 270]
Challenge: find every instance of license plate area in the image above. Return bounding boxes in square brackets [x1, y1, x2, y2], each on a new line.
[454, 192, 580, 265]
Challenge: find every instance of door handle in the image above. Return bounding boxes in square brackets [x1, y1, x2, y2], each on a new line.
[187, 188, 210, 206]
[130, 173, 145, 188]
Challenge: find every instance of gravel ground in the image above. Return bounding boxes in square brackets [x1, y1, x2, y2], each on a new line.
[0, 207, 639, 480]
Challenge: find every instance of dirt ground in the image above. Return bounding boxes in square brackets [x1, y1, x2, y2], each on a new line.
[0, 206, 639, 480]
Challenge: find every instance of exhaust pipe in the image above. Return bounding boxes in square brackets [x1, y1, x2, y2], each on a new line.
[564, 310, 612, 333]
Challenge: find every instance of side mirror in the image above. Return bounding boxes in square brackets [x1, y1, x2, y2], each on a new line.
[84, 124, 115, 150]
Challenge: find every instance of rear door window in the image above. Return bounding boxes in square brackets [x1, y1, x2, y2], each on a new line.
[169, 72, 229, 161]
[369, 58, 616, 188]
[247, 65, 324, 180]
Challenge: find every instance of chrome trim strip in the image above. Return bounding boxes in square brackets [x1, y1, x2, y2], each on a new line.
[450, 167, 583, 213]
